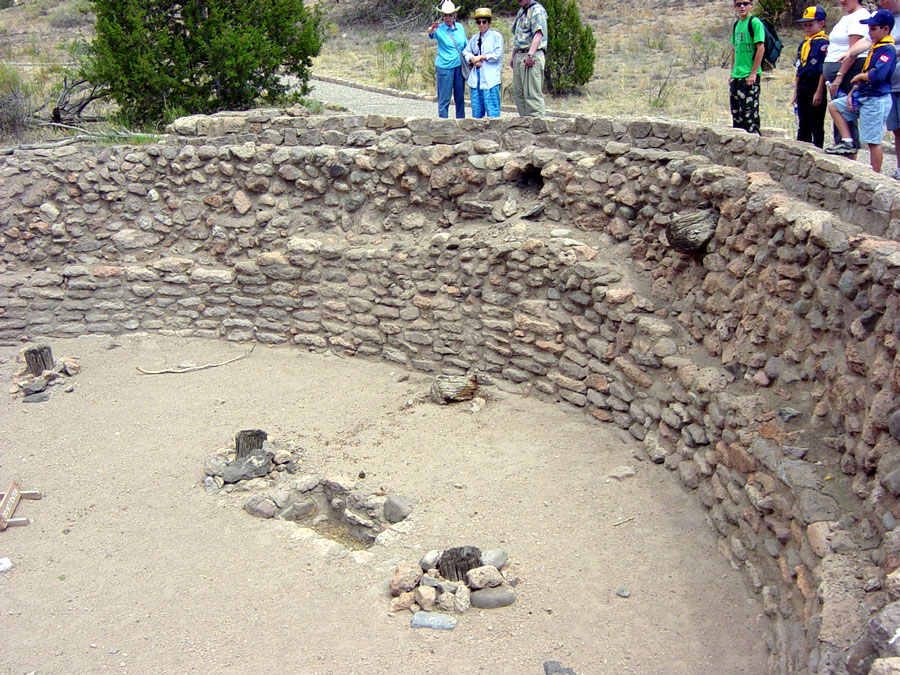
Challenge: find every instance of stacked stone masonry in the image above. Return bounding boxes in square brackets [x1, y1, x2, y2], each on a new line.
[4, 111, 900, 674]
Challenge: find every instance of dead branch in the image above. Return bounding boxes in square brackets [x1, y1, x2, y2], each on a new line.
[136, 345, 255, 375]
[0, 129, 163, 154]
[53, 76, 110, 122]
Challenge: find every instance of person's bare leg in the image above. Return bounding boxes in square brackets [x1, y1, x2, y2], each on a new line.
[870, 143, 884, 173]
[828, 102, 852, 138]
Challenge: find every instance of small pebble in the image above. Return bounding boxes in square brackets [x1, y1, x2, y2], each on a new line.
[616, 587, 630, 598]
[777, 407, 802, 422]
[609, 465, 636, 480]
[0, 558, 11, 572]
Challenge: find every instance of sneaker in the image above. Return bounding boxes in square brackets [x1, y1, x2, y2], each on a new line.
[892, 168, 900, 181]
[825, 140, 856, 155]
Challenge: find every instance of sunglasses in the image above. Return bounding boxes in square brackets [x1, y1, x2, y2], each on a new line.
[475, 18, 490, 23]
[734, 2, 751, 6]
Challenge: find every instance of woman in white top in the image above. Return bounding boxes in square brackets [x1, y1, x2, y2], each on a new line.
[462, 8, 504, 118]
[823, 0, 871, 146]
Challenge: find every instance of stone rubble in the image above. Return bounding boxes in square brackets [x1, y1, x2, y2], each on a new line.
[389, 547, 515, 624]
[203, 436, 414, 547]
[9, 346, 80, 402]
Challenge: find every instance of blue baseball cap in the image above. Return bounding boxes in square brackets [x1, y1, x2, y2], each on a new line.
[861, 8, 895, 29]
[796, 6, 826, 22]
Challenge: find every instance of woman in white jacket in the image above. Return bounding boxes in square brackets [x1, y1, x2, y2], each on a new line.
[463, 7, 504, 118]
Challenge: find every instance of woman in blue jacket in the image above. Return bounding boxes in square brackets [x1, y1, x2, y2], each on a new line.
[428, 0, 468, 118]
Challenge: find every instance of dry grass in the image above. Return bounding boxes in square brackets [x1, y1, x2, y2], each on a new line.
[1, 0, 818, 139]
[316, 0, 809, 132]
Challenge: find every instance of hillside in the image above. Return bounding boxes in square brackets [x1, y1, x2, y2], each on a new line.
[1, 0, 815, 134]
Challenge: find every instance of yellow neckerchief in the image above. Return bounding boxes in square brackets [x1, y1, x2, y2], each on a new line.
[864, 35, 896, 72]
[800, 31, 827, 66]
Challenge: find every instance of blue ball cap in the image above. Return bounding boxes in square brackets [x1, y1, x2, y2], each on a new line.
[796, 6, 826, 22]
[861, 8, 896, 30]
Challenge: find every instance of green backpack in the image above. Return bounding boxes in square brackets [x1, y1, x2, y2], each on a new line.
[732, 15, 784, 71]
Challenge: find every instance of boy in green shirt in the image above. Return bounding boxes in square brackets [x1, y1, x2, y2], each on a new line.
[730, 0, 766, 133]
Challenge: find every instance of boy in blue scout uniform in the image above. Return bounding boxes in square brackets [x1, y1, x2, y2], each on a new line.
[826, 8, 898, 173]
[791, 6, 829, 147]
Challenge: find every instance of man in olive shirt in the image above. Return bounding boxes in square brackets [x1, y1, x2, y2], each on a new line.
[510, 0, 547, 116]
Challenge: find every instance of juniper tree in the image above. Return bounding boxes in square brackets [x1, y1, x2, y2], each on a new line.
[542, 0, 595, 94]
[86, 0, 322, 128]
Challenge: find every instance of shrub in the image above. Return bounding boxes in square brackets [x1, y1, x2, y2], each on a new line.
[85, 0, 323, 128]
[0, 62, 32, 137]
[49, 0, 94, 29]
[542, 0, 596, 94]
[25, 0, 52, 19]
[376, 39, 415, 90]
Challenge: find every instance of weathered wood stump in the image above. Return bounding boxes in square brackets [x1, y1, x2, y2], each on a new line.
[438, 546, 482, 582]
[235, 429, 267, 459]
[24, 345, 54, 376]
[666, 208, 718, 254]
[430, 373, 478, 405]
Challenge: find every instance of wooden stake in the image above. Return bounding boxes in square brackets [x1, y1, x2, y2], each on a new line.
[24, 345, 54, 376]
[235, 429, 267, 459]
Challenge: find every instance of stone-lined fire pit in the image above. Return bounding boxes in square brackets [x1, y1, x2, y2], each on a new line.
[203, 431, 416, 548]
[390, 546, 517, 630]
[9, 343, 80, 402]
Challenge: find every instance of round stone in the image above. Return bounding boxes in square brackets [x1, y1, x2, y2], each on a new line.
[889, 410, 900, 442]
[480, 549, 509, 570]
[469, 587, 516, 609]
[419, 549, 442, 571]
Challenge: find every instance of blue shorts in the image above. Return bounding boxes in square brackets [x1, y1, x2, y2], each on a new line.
[888, 91, 900, 132]
[833, 93, 892, 145]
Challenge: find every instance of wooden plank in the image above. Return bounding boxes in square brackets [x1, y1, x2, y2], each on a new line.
[0, 479, 22, 531]
[0, 490, 40, 500]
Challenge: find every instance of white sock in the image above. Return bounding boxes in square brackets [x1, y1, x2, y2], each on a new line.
[842, 138, 853, 143]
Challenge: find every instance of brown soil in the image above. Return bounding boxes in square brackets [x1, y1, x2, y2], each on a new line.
[0, 334, 767, 674]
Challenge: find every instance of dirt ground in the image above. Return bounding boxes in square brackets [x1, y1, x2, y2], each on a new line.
[0, 334, 768, 674]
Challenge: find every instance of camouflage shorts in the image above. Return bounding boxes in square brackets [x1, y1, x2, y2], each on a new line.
[730, 78, 761, 135]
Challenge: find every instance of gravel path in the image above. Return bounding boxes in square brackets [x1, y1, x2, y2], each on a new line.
[309, 78, 457, 118]
[309, 77, 524, 118]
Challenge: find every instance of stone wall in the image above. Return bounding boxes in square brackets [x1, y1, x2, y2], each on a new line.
[4, 112, 900, 674]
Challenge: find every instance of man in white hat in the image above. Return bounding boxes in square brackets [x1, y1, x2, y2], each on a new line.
[510, 0, 547, 116]
[429, 1, 469, 118]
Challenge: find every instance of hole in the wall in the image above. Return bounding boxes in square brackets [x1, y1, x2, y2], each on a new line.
[513, 164, 544, 192]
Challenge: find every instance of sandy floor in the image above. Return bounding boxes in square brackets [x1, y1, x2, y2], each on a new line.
[0, 334, 767, 674]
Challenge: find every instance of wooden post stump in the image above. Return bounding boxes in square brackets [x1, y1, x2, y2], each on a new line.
[235, 429, 267, 459]
[438, 546, 482, 582]
[430, 373, 478, 405]
[24, 345, 54, 376]
[665, 208, 718, 254]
